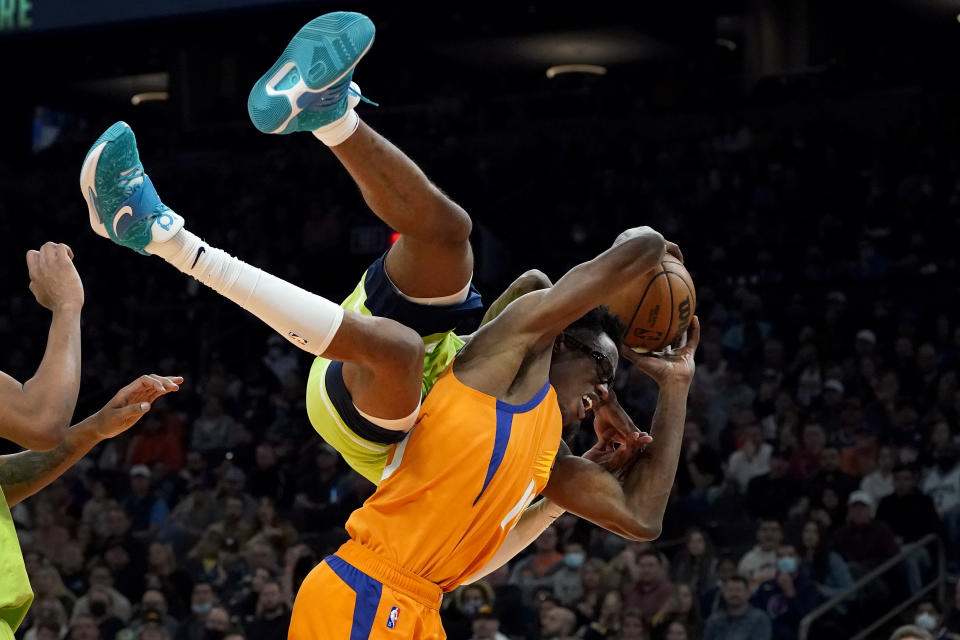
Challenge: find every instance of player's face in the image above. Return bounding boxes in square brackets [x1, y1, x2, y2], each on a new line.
[550, 331, 620, 428]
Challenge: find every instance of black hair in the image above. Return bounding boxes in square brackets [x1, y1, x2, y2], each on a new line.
[725, 575, 750, 588]
[564, 305, 625, 345]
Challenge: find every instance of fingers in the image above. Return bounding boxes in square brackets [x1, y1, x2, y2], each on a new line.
[681, 316, 701, 355]
[665, 241, 684, 263]
[26, 249, 39, 276]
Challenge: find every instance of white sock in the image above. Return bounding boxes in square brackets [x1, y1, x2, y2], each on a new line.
[313, 110, 359, 147]
[148, 228, 343, 356]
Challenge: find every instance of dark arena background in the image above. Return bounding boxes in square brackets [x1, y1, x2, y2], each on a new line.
[2, 2, 960, 640]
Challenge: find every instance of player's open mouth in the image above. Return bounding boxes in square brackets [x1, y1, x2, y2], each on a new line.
[582, 395, 594, 412]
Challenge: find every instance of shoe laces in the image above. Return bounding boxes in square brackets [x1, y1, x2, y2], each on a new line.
[304, 78, 380, 111]
[348, 84, 379, 107]
[118, 165, 145, 196]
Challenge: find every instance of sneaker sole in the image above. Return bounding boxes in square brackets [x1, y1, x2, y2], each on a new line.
[247, 12, 375, 134]
[80, 120, 131, 240]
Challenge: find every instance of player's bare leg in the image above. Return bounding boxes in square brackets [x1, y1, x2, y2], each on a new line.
[80, 121, 423, 424]
[329, 121, 473, 299]
[246, 12, 472, 300]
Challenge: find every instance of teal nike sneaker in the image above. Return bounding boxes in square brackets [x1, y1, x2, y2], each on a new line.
[247, 11, 375, 134]
[80, 121, 183, 255]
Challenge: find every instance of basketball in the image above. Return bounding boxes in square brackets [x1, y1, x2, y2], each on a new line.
[604, 257, 696, 353]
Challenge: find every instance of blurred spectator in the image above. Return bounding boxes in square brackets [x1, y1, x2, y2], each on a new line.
[832, 491, 899, 575]
[67, 614, 101, 640]
[796, 520, 853, 600]
[746, 448, 801, 521]
[942, 580, 960, 639]
[552, 541, 586, 607]
[191, 398, 240, 454]
[649, 583, 701, 640]
[145, 541, 193, 618]
[810, 447, 859, 507]
[621, 551, 673, 625]
[726, 424, 772, 492]
[860, 446, 897, 505]
[618, 608, 646, 640]
[888, 624, 933, 640]
[72, 566, 132, 624]
[750, 545, 817, 640]
[199, 606, 233, 640]
[509, 526, 564, 605]
[174, 582, 217, 640]
[468, 605, 509, 640]
[877, 465, 941, 544]
[443, 581, 495, 639]
[703, 576, 772, 640]
[539, 606, 577, 640]
[790, 423, 826, 482]
[671, 528, 718, 602]
[245, 496, 298, 554]
[31, 565, 77, 615]
[738, 519, 783, 593]
[242, 580, 289, 640]
[124, 590, 179, 638]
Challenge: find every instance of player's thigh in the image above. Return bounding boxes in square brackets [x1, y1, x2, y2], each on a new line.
[384, 235, 473, 300]
[347, 251, 483, 341]
[305, 357, 402, 485]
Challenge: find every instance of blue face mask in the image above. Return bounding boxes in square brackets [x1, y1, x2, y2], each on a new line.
[777, 557, 797, 575]
[564, 553, 585, 569]
[192, 603, 213, 615]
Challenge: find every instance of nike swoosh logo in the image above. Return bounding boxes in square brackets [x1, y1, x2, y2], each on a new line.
[113, 205, 134, 238]
[191, 246, 206, 269]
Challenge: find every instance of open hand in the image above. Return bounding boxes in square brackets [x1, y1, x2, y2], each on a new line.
[93, 374, 183, 440]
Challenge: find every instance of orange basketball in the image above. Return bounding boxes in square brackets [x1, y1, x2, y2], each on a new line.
[603, 258, 696, 353]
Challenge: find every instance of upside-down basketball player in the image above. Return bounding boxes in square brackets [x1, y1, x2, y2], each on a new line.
[78, 12, 698, 638]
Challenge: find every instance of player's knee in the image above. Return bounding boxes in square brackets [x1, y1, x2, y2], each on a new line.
[364, 316, 424, 377]
[429, 191, 473, 243]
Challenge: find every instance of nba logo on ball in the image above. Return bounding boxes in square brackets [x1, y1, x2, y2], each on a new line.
[386, 606, 400, 629]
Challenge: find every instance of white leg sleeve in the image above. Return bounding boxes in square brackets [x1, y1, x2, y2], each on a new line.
[149, 228, 343, 356]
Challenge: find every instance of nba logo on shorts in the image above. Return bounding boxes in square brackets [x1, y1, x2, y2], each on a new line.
[386, 606, 400, 629]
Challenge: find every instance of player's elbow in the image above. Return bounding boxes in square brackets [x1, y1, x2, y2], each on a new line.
[21, 421, 68, 452]
[516, 269, 552, 293]
[620, 519, 662, 542]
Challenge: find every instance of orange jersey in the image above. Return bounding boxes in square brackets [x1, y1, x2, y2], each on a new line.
[345, 365, 562, 592]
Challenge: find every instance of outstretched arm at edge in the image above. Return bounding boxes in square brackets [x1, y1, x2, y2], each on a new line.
[0, 375, 181, 507]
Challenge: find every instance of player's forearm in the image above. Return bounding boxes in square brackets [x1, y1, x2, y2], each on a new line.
[619, 381, 689, 538]
[526, 232, 666, 344]
[462, 498, 565, 583]
[0, 412, 103, 507]
[20, 306, 83, 444]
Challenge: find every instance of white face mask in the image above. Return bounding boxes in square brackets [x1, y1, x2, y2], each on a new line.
[914, 612, 938, 631]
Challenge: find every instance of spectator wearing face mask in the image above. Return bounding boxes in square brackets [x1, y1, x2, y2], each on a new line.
[553, 542, 587, 607]
[509, 526, 565, 605]
[750, 545, 817, 640]
[175, 583, 217, 640]
[200, 607, 235, 640]
[910, 601, 943, 637]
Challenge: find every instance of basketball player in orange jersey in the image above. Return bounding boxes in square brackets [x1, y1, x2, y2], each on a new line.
[79, 12, 698, 638]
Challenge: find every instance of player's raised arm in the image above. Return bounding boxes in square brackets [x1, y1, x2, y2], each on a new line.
[0, 243, 85, 451]
[541, 317, 699, 541]
[507, 227, 670, 351]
